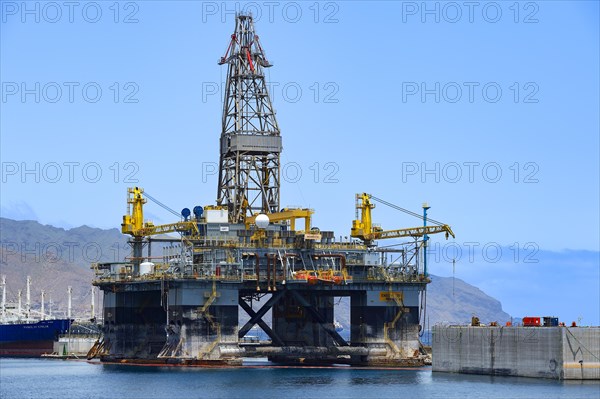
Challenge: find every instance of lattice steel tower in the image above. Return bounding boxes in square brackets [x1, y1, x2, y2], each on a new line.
[217, 14, 282, 223]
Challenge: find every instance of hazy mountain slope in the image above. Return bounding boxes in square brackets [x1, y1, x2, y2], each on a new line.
[0, 217, 128, 268]
[0, 247, 94, 316]
[427, 275, 511, 325]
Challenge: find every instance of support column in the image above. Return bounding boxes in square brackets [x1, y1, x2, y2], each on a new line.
[270, 290, 341, 364]
[159, 282, 241, 365]
[100, 282, 242, 365]
[101, 288, 167, 361]
[350, 287, 425, 366]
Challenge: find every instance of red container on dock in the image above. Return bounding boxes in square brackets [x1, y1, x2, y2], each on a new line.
[523, 317, 541, 327]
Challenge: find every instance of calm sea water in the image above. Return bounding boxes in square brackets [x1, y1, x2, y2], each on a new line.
[1, 358, 598, 399]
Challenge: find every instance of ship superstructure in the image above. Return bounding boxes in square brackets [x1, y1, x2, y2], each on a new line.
[90, 14, 454, 366]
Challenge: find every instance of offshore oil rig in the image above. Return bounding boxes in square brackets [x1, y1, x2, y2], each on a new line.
[89, 14, 454, 366]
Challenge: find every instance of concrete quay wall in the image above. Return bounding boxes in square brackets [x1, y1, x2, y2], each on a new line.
[432, 326, 599, 380]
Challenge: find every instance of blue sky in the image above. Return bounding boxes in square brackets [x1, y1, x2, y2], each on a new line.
[1, 1, 599, 323]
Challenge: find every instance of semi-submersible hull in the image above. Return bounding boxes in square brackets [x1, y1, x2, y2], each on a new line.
[92, 229, 429, 366]
[89, 14, 451, 367]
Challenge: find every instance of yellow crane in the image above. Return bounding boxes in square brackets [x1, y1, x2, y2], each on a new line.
[121, 187, 311, 239]
[121, 187, 199, 238]
[350, 193, 455, 245]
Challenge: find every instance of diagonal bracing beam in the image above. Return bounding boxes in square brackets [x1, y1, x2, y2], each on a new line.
[288, 290, 349, 347]
[238, 298, 284, 346]
[238, 290, 285, 340]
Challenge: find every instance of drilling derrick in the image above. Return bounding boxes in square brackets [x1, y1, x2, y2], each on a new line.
[91, 14, 455, 368]
[217, 15, 282, 223]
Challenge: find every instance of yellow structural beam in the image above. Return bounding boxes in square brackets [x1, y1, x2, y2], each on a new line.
[245, 208, 314, 232]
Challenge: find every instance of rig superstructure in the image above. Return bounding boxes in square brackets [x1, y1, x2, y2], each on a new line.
[90, 14, 454, 366]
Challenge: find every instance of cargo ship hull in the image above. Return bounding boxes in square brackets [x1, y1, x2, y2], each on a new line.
[0, 319, 72, 357]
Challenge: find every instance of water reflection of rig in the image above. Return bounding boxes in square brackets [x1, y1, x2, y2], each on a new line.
[88, 14, 454, 366]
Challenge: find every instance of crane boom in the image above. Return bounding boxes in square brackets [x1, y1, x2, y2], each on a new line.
[134, 221, 199, 237]
[350, 193, 454, 245]
[371, 224, 455, 240]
